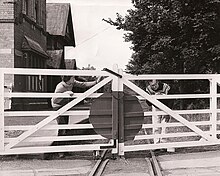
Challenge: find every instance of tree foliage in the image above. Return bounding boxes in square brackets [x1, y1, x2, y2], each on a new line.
[104, 0, 220, 75]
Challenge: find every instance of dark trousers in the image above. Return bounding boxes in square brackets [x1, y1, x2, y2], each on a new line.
[52, 106, 69, 145]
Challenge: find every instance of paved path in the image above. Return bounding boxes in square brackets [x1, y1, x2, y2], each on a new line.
[0, 155, 153, 176]
[2, 150, 220, 175]
[157, 150, 220, 176]
[0, 157, 94, 176]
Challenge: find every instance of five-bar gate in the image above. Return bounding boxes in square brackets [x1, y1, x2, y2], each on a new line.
[1, 65, 220, 156]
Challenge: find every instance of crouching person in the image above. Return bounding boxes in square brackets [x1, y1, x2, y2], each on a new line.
[44, 75, 100, 159]
[146, 79, 175, 152]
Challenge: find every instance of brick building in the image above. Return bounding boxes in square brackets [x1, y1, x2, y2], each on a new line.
[0, 0, 48, 87]
[0, 0, 48, 109]
[0, 0, 75, 109]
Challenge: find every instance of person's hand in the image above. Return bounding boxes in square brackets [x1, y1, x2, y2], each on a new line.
[96, 76, 103, 83]
[155, 92, 165, 95]
[65, 91, 74, 96]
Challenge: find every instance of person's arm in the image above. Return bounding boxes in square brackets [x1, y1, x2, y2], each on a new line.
[146, 86, 155, 95]
[72, 76, 102, 88]
[145, 85, 154, 106]
[72, 79, 96, 88]
[52, 83, 73, 107]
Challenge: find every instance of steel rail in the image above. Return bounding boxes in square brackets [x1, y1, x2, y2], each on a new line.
[144, 129, 163, 176]
[88, 149, 109, 176]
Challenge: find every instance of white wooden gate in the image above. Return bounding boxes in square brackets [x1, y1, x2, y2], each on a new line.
[122, 73, 220, 154]
[1, 67, 114, 155]
[1, 66, 220, 156]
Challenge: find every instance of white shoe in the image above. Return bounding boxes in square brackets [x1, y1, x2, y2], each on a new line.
[160, 139, 167, 143]
[199, 137, 207, 142]
[167, 147, 175, 152]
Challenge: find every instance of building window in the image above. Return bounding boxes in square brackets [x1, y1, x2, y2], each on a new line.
[22, 0, 28, 15]
[47, 38, 52, 50]
[26, 53, 46, 92]
[34, 0, 39, 23]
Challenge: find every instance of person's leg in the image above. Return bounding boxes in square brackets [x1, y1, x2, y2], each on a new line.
[43, 108, 69, 159]
[153, 106, 162, 144]
[160, 115, 175, 152]
[160, 115, 171, 142]
[51, 108, 69, 158]
[55, 114, 69, 158]
[160, 115, 167, 143]
[57, 115, 69, 136]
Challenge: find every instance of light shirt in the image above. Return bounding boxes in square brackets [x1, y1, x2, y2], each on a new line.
[51, 79, 96, 108]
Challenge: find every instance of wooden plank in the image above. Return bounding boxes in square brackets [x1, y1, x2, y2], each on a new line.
[5, 124, 94, 130]
[210, 78, 217, 139]
[1, 68, 111, 76]
[0, 70, 4, 151]
[5, 110, 90, 116]
[5, 92, 220, 99]
[5, 134, 105, 143]
[111, 65, 119, 140]
[124, 73, 219, 80]
[2, 67, 219, 80]
[5, 76, 112, 150]
[122, 78, 213, 141]
[144, 109, 211, 116]
[134, 131, 209, 140]
[4, 92, 103, 98]
[142, 120, 212, 128]
[118, 68, 125, 156]
[1, 144, 109, 155]
[138, 94, 212, 99]
[124, 140, 220, 152]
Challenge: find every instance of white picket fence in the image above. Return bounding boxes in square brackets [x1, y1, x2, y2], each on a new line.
[0, 65, 220, 156]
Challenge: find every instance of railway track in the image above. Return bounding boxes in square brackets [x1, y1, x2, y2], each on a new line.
[88, 150, 109, 176]
[88, 149, 163, 176]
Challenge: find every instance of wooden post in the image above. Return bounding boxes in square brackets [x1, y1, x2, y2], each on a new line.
[118, 69, 124, 156]
[0, 70, 4, 151]
[111, 65, 124, 156]
[210, 78, 217, 140]
[111, 64, 119, 155]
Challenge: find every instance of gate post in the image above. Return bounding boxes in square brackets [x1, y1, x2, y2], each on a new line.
[0, 70, 4, 151]
[210, 78, 217, 140]
[118, 69, 124, 156]
[111, 65, 119, 155]
[111, 65, 124, 156]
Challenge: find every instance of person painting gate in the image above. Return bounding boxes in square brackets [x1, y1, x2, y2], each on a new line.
[146, 79, 174, 152]
[48, 75, 101, 159]
[52, 75, 102, 133]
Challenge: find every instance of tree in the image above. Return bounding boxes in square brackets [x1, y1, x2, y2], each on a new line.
[104, 0, 220, 75]
[104, 0, 220, 108]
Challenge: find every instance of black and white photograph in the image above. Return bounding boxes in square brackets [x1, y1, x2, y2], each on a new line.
[1, 0, 220, 175]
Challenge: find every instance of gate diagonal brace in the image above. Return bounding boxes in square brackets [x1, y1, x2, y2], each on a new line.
[103, 68, 122, 78]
